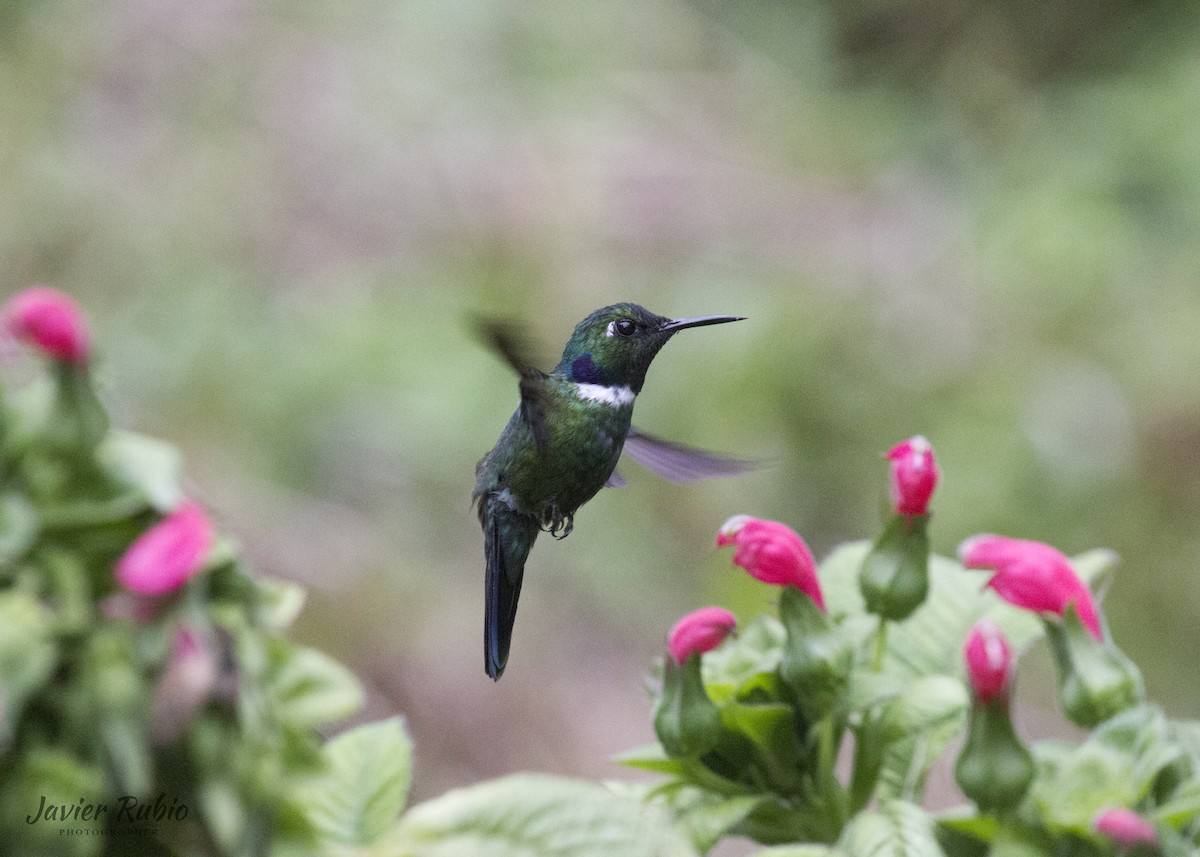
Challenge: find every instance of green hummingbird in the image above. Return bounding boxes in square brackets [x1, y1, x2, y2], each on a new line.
[472, 303, 748, 680]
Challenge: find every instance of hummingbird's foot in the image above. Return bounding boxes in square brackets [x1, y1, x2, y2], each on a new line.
[541, 505, 574, 539]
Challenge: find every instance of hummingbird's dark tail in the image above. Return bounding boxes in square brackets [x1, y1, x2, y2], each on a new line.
[482, 499, 540, 680]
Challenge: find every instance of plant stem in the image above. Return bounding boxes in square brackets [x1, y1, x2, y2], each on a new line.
[815, 716, 847, 830]
[872, 616, 888, 671]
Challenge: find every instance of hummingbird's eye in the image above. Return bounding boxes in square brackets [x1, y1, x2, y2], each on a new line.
[613, 318, 637, 338]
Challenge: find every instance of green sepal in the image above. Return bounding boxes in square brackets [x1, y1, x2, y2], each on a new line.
[778, 586, 853, 721]
[858, 514, 931, 621]
[1044, 606, 1144, 728]
[655, 654, 723, 758]
[46, 362, 108, 455]
[954, 698, 1034, 814]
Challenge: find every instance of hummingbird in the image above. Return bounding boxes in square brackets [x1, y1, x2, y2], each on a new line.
[472, 303, 748, 680]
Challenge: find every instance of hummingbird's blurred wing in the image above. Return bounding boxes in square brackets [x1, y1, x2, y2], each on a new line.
[621, 427, 755, 483]
[475, 318, 552, 454]
[604, 468, 627, 488]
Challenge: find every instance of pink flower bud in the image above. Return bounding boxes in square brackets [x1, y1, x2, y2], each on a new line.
[3, 286, 90, 364]
[959, 534, 1102, 641]
[885, 435, 938, 516]
[668, 606, 736, 664]
[1093, 808, 1158, 850]
[717, 516, 825, 610]
[115, 500, 214, 595]
[963, 619, 1012, 704]
[150, 626, 218, 745]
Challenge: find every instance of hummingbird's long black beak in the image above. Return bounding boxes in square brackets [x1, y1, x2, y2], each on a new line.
[658, 314, 746, 334]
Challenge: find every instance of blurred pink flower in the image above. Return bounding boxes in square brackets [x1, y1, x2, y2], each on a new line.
[115, 500, 214, 595]
[717, 515, 824, 610]
[959, 534, 1101, 640]
[886, 435, 938, 516]
[963, 618, 1012, 704]
[1093, 807, 1158, 850]
[151, 626, 218, 745]
[3, 286, 90, 364]
[668, 606, 736, 664]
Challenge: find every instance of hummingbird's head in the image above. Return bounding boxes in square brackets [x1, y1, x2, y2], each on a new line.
[555, 303, 744, 393]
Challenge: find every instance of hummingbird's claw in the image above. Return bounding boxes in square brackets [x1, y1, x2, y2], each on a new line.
[540, 505, 574, 539]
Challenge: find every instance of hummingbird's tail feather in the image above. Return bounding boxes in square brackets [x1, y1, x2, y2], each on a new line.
[483, 501, 539, 680]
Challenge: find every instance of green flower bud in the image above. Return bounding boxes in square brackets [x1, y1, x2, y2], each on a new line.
[954, 700, 1034, 813]
[47, 362, 108, 454]
[653, 653, 722, 758]
[778, 586, 852, 720]
[859, 513, 930, 621]
[1044, 606, 1143, 728]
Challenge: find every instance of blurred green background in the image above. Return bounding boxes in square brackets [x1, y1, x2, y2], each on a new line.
[5, 0, 1200, 805]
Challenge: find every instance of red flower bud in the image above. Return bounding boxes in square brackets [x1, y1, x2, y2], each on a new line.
[3, 286, 90, 364]
[959, 534, 1102, 641]
[668, 606, 736, 664]
[1093, 808, 1158, 850]
[717, 516, 825, 610]
[963, 619, 1012, 704]
[885, 435, 938, 516]
[115, 500, 214, 595]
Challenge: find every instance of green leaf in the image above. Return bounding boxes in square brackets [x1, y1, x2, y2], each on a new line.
[0, 491, 38, 562]
[613, 743, 687, 777]
[719, 700, 806, 792]
[0, 591, 58, 746]
[1089, 705, 1179, 801]
[97, 430, 183, 511]
[879, 676, 968, 742]
[1031, 741, 1136, 833]
[1153, 777, 1200, 829]
[1169, 719, 1200, 764]
[0, 747, 107, 857]
[647, 785, 765, 853]
[755, 848, 848, 857]
[381, 774, 699, 857]
[838, 799, 945, 857]
[934, 808, 999, 842]
[256, 577, 308, 631]
[845, 670, 907, 717]
[307, 717, 413, 847]
[876, 676, 969, 802]
[267, 643, 364, 728]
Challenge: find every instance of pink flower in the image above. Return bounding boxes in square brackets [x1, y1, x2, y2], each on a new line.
[1093, 808, 1158, 850]
[668, 607, 736, 664]
[717, 515, 825, 611]
[115, 500, 214, 595]
[959, 535, 1102, 641]
[150, 626, 218, 745]
[886, 435, 938, 516]
[963, 618, 1013, 704]
[3, 286, 90, 364]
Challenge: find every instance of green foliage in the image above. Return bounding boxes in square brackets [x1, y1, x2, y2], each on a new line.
[381, 774, 699, 857]
[305, 717, 412, 847]
[622, 491, 1199, 853]
[0, 347, 387, 855]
